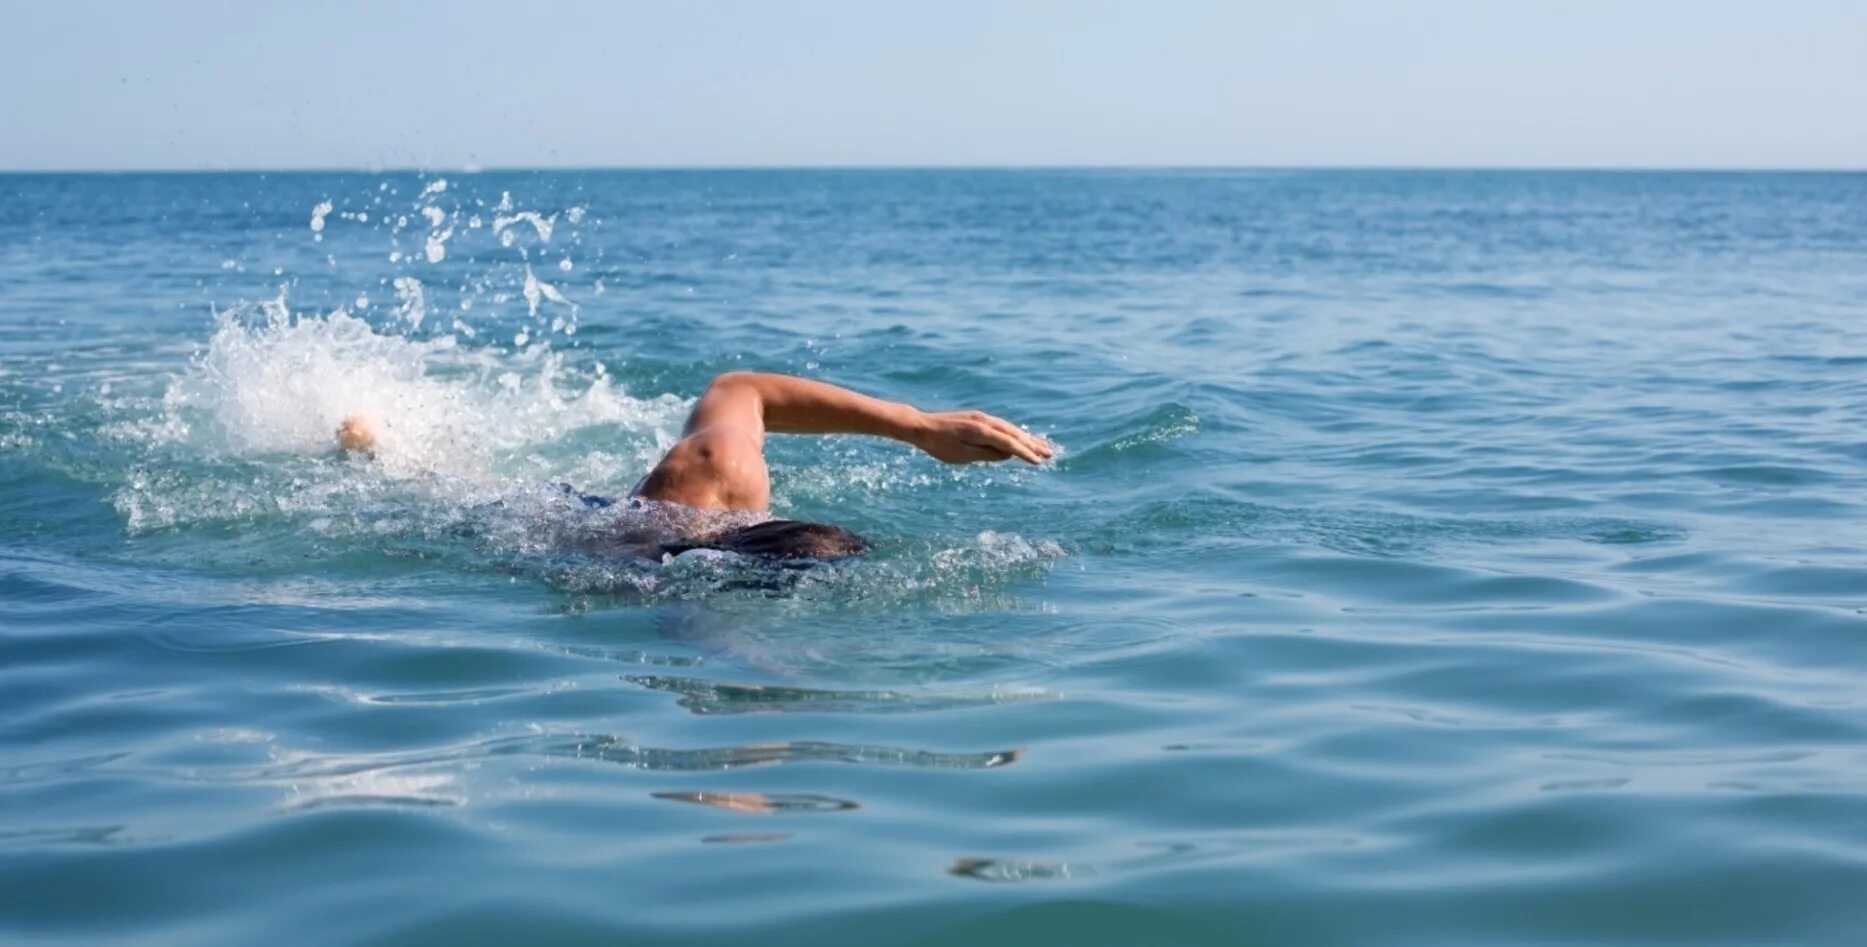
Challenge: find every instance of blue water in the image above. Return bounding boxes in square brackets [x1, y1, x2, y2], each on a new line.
[3, 170, 1865, 945]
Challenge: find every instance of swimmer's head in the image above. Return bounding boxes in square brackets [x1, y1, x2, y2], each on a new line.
[336, 415, 379, 454]
[665, 519, 870, 561]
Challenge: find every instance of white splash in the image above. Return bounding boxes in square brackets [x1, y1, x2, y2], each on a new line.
[521, 265, 571, 317]
[158, 291, 685, 480]
[416, 206, 451, 263]
[392, 277, 426, 329]
[494, 211, 555, 245]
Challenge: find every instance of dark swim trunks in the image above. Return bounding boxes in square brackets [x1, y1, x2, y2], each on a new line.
[554, 483, 868, 561]
[659, 519, 869, 560]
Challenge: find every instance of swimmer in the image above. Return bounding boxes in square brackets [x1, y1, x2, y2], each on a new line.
[336, 371, 1052, 560]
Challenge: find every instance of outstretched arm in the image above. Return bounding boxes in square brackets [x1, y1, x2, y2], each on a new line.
[699, 372, 1052, 463]
[633, 372, 1052, 512]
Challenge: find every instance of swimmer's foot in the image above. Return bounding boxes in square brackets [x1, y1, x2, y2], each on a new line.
[336, 415, 379, 454]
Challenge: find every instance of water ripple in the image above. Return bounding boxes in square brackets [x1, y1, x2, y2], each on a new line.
[624, 674, 1053, 716]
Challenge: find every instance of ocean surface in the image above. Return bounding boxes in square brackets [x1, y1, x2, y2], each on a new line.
[2, 169, 1864, 945]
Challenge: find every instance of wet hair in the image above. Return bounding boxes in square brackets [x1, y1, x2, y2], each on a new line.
[661, 519, 870, 561]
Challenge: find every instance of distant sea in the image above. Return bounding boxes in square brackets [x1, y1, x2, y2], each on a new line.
[3, 169, 1864, 945]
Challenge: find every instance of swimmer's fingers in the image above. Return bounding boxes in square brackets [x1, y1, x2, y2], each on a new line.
[970, 414, 1051, 464]
[994, 431, 1045, 465]
[915, 410, 1052, 465]
[987, 416, 1054, 463]
[966, 422, 1044, 465]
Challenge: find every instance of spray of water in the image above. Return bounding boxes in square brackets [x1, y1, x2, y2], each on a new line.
[161, 294, 682, 481]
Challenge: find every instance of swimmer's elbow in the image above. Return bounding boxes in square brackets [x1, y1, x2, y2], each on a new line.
[706, 371, 762, 397]
[691, 372, 770, 429]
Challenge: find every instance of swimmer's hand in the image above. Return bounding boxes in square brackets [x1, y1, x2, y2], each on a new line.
[910, 410, 1054, 465]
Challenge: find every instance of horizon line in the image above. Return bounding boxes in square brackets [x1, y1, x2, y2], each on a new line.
[1, 162, 1863, 176]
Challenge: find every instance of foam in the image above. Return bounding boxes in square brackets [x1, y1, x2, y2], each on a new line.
[158, 293, 685, 482]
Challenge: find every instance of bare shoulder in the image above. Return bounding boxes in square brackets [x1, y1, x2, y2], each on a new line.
[632, 424, 771, 512]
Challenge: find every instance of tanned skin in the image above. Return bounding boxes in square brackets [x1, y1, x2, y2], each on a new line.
[631, 372, 1053, 512]
[336, 372, 1053, 513]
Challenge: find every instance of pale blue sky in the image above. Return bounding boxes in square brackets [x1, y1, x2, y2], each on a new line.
[3, 0, 1863, 170]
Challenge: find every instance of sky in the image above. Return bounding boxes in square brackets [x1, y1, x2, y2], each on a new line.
[2, 0, 1863, 171]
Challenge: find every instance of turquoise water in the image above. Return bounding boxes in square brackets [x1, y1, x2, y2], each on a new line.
[3, 170, 1864, 945]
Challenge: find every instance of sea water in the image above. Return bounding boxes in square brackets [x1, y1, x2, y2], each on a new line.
[2, 170, 1864, 945]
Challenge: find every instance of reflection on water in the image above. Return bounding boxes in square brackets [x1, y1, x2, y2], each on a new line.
[625, 674, 1051, 716]
[286, 771, 462, 811]
[653, 792, 860, 814]
[949, 857, 1089, 883]
[0, 825, 132, 848]
[701, 832, 793, 844]
[567, 736, 1023, 771]
[96, 730, 1022, 814]
[949, 836, 1363, 885]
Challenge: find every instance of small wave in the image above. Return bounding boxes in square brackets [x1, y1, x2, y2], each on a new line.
[652, 791, 860, 813]
[1065, 402, 1198, 465]
[1083, 491, 1682, 558]
[625, 674, 1051, 716]
[539, 528, 1066, 605]
[947, 833, 1364, 885]
[134, 731, 1022, 810]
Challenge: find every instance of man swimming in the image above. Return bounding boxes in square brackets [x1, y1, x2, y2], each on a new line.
[339, 371, 1053, 560]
